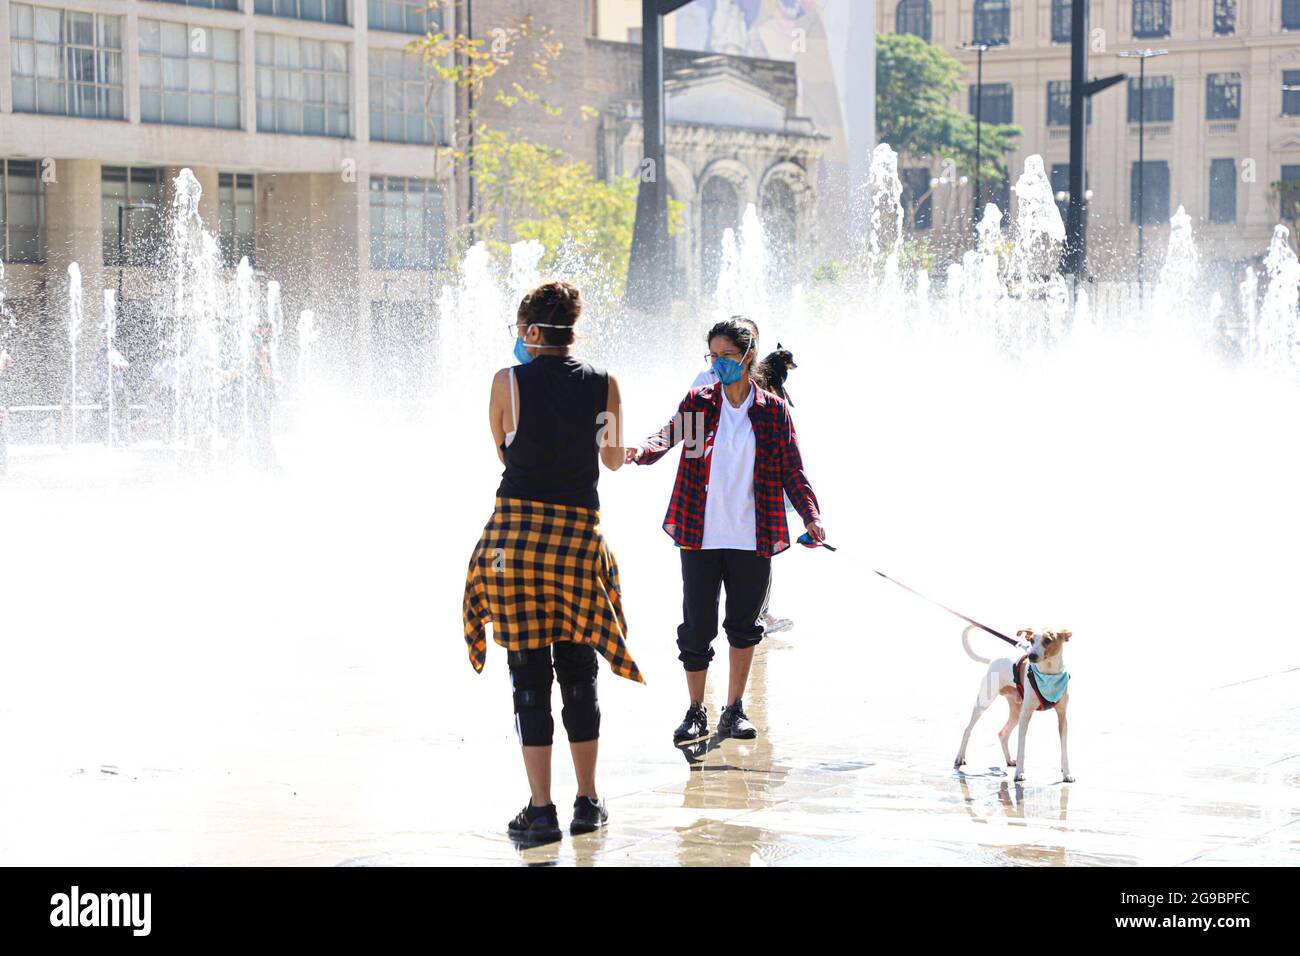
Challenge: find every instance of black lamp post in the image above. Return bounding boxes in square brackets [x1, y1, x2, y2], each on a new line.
[957, 41, 991, 228]
[626, 0, 696, 314]
[1118, 47, 1167, 303]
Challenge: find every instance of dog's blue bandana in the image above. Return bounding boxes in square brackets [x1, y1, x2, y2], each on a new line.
[1028, 665, 1069, 706]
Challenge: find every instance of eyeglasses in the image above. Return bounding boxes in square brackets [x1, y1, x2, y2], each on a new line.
[704, 351, 745, 364]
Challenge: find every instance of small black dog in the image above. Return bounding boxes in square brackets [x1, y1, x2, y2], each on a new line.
[757, 343, 797, 406]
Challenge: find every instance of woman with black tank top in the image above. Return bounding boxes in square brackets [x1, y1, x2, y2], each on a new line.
[462, 281, 641, 845]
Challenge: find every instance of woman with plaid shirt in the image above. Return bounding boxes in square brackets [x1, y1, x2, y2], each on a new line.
[629, 317, 825, 742]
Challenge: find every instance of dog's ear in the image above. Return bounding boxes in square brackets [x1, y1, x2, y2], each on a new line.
[1055, 629, 1073, 642]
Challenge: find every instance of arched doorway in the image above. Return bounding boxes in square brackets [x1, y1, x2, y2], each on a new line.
[700, 176, 742, 297]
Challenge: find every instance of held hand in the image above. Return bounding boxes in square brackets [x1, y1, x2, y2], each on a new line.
[805, 520, 826, 544]
[625, 446, 642, 464]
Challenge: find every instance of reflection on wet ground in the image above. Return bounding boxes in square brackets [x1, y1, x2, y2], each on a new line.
[1, 448, 1298, 867]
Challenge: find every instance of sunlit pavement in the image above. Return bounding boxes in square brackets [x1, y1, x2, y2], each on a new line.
[2, 431, 1297, 868]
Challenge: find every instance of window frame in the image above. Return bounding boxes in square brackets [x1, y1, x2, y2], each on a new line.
[894, 0, 932, 43]
[139, 19, 242, 130]
[1205, 72, 1241, 121]
[0, 159, 47, 264]
[101, 165, 165, 266]
[368, 175, 446, 270]
[1132, 0, 1171, 40]
[972, 0, 1010, 46]
[1128, 75, 1175, 123]
[218, 172, 256, 268]
[1208, 158, 1236, 224]
[1129, 159, 1171, 225]
[9, 4, 126, 120]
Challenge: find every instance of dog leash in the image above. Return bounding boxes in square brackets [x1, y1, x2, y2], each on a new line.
[873, 570, 1020, 648]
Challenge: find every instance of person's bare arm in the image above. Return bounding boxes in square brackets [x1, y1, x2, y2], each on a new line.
[599, 373, 625, 471]
[489, 368, 511, 465]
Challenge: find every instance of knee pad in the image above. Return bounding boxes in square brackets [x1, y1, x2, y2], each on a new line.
[558, 676, 600, 743]
[512, 686, 555, 747]
[509, 651, 554, 747]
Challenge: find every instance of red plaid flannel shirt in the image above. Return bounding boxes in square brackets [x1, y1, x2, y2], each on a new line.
[634, 382, 820, 558]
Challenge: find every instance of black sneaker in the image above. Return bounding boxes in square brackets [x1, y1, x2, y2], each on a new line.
[569, 795, 609, 835]
[507, 802, 561, 843]
[718, 699, 758, 739]
[673, 704, 709, 744]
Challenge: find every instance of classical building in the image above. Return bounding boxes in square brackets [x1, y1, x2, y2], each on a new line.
[877, 0, 1300, 276]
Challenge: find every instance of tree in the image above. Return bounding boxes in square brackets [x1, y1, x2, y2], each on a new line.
[469, 128, 682, 293]
[876, 32, 1021, 197]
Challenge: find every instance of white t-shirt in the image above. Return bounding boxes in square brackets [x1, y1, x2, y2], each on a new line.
[701, 381, 757, 551]
[689, 368, 797, 519]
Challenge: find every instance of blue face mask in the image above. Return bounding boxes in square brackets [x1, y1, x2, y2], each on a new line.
[712, 356, 745, 385]
[512, 322, 572, 365]
[513, 336, 534, 365]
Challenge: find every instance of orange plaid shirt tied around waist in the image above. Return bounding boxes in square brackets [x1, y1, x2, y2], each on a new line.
[463, 497, 643, 683]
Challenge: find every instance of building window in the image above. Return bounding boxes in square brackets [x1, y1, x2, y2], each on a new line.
[969, 83, 1013, 125]
[218, 173, 256, 267]
[102, 167, 164, 266]
[369, 176, 445, 269]
[156, 0, 240, 9]
[1205, 73, 1241, 120]
[140, 21, 240, 129]
[9, 5, 124, 119]
[1051, 0, 1071, 43]
[1132, 0, 1171, 38]
[1047, 80, 1092, 125]
[0, 160, 45, 264]
[1208, 159, 1236, 224]
[368, 0, 437, 35]
[368, 49, 443, 144]
[972, 0, 1009, 45]
[254, 0, 347, 25]
[1284, 71, 1300, 116]
[1130, 160, 1170, 225]
[900, 168, 932, 230]
[255, 34, 350, 137]
[1285, 0, 1300, 30]
[1279, 165, 1300, 221]
[1213, 0, 1236, 34]
[1128, 75, 1174, 122]
[895, 0, 931, 42]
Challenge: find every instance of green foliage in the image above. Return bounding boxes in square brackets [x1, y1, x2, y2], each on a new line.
[469, 128, 683, 289]
[876, 32, 1020, 183]
[809, 260, 844, 285]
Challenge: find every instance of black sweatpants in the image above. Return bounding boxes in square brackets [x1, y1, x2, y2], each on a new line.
[507, 641, 600, 747]
[676, 548, 772, 672]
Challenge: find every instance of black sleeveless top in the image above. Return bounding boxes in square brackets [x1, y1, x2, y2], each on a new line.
[497, 355, 609, 510]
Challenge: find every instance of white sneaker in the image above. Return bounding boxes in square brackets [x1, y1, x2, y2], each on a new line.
[761, 611, 794, 636]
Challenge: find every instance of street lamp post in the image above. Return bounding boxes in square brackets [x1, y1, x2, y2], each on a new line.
[957, 42, 991, 228]
[114, 200, 157, 448]
[1118, 48, 1168, 304]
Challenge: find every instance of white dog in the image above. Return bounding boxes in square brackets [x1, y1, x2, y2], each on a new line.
[953, 625, 1074, 783]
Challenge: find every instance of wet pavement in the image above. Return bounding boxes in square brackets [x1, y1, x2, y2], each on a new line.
[1, 437, 1298, 867]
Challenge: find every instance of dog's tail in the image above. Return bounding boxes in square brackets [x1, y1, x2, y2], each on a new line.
[961, 624, 991, 664]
